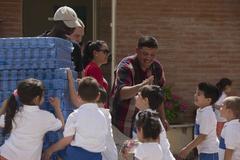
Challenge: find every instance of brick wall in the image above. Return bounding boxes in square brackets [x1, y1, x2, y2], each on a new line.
[97, 0, 112, 89]
[0, 0, 22, 37]
[116, 1, 240, 100]
[116, 0, 240, 121]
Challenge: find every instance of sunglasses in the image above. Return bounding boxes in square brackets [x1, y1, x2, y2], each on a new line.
[98, 49, 110, 55]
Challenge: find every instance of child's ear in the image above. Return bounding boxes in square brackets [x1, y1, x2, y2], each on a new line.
[33, 96, 41, 105]
[95, 92, 101, 102]
[207, 98, 212, 104]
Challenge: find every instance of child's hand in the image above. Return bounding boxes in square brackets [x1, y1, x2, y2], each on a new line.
[42, 148, 53, 160]
[120, 146, 130, 160]
[67, 68, 73, 81]
[178, 147, 190, 159]
[120, 140, 140, 160]
[49, 97, 61, 109]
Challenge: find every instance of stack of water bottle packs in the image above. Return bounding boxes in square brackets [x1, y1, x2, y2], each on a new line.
[0, 37, 78, 158]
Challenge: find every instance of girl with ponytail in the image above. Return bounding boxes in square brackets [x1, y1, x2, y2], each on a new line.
[0, 78, 64, 160]
[83, 40, 110, 91]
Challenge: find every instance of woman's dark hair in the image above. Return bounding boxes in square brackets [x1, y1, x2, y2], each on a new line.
[47, 21, 75, 39]
[82, 40, 106, 68]
[135, 110, 161, 140]
[216, 78, 232, 93]
[3, 78, 44, 135]
[140, 85, 164, 111]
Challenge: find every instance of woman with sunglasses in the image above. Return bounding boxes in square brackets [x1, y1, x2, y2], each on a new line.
[82, 40, 110, 92]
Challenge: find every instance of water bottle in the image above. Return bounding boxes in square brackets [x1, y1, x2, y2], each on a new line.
[2, 70, 9, 80]
[2, 81, 9, 91]
[17, 70, 25, 80]
[45, 69, 52, 79]
[28, 70, 35, 78]
[11, 70, 18, 80]
[22, 38, 29, 48]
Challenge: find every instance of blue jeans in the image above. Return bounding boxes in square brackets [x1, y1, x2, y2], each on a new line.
[199, 153, 219, 160]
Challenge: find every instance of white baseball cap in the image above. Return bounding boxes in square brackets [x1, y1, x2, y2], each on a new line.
[53, 6, 84, 28]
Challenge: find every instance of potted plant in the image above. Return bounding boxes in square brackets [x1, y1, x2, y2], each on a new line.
[163, 86, 195, 158]
[163, 86, 189, 124]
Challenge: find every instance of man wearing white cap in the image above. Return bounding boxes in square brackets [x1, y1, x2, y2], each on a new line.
[41, 6, 85, 77]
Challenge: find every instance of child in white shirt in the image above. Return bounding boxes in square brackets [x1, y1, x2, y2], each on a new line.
[0, 78, 64, 160]
[214, 78, 232, 137]
[134, 110, 163, 160]
[122, 85, 175, 160]
[219, 96, 240, 160]
[98, 87, 118, 160]
[43, 76, 108, 160]
[179, 82, 220, 160]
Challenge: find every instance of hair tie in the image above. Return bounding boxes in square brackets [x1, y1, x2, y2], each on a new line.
[13, 89, 18, 97]
[13, 89, 21, 107]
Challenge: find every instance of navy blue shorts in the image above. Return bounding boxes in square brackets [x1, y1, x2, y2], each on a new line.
[65, 145, 102, 160]
[199, 153, 219, 160]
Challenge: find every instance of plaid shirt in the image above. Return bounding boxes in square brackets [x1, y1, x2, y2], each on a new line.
[111, 54, 165, 137]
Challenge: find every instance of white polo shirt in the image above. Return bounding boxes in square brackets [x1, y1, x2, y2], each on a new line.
[0, 105, 62, 160]
[135, 142, 163, 160]
[63, 103, 108, 152]
[99, 108, 118, 160]
[133, 109, 175, 160]
[214, 92, 227, 122]
[219, 119, 240, 160]
[195, 106, 219, 154]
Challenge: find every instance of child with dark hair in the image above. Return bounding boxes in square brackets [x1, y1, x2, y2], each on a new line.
[134, 85, 175, 160]
[43, 75, 108, 160]
[134, 110, 163, 160]
[97, 87, 108, 108]
[215, 78, 232, 137]
[179, 82, 220, 160]
[83, 40, 110, 91]
[0, 78, 64, 160]
[219, 96, 240, 160]
[97, 87, 118, 160]
[122, 85, 175, 160]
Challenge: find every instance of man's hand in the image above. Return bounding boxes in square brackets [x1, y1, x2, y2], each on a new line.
[142, 75, 154, 86]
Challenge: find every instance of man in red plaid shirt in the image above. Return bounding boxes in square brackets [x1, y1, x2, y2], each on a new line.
[111, 36, 168, 137]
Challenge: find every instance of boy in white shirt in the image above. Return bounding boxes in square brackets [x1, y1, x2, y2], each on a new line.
[219, 96, 240, 160]
[43, 77, 108, 160]
[179, 82, 220, 160]
[97, 87, 118, 160]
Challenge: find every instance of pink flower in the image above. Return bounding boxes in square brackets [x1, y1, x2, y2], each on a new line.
[164, 101, 173, 110]
[172, 94, 180, 100]
[180, 103, 188, 111]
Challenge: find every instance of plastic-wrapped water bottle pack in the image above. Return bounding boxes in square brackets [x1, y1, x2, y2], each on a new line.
[0, 37, 78, 158]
